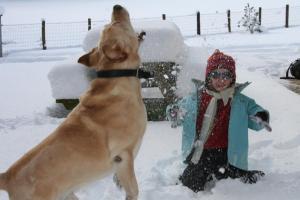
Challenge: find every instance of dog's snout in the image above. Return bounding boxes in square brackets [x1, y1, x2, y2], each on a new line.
[113, 5, 123, 11]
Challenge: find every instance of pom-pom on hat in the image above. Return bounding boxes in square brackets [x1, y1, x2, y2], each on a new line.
[205, 49, 236, 82]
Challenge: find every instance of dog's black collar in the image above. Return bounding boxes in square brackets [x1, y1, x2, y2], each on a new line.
[96, 69, 153, 79]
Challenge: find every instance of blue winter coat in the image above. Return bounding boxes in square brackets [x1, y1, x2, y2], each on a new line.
[166, 80, 269, 170]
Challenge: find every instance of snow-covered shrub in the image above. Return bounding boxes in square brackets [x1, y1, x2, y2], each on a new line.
[238, 3, 262, 33]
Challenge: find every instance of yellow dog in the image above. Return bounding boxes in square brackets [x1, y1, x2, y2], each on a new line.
[0, 5, 147, 200]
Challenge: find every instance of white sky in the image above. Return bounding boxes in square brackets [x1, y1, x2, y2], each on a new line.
[1, 0, 300, 23]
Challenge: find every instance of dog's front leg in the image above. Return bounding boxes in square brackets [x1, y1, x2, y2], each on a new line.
[113, 152, 138, 200]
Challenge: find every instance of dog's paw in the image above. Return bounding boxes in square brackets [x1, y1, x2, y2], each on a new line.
[113, 174, 123, 189]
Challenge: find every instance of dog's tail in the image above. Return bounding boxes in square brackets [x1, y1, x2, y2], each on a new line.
[0, 173, 7, 191]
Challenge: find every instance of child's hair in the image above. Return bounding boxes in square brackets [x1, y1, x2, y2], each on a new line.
[205, 49, 236, 87]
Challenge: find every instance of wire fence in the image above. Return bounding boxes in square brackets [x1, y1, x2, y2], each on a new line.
[0, 5, 300, 56]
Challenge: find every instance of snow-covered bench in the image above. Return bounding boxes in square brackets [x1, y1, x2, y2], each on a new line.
[48, 20, 187, 120]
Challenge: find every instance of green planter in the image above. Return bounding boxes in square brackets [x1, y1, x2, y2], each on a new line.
[56, 98, 168, 121]
[55, 62, 179, 121]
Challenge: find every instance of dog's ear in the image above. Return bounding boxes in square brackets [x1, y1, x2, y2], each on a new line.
[102, 40, 128, 63]
[78, 47, 100, 67]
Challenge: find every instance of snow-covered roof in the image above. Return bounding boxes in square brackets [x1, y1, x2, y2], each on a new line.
[83, 20, 187, 63]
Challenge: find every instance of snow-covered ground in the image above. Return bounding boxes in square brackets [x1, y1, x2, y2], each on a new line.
[1, 1, 300, 200]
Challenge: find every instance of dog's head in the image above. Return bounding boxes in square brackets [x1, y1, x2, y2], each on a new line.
[78, 5, 140, 71]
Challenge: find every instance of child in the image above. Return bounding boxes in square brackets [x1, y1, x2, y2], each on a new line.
[166, 49, 271, 192]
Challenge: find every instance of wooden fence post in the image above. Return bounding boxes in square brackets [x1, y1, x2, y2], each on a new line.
[259, 7, 262, 25]
[196, 11, 201, 35]
[162, 14, 166, 20]
[41, 19, 47, 50]
[285, 4, 289, 28]
[88, 18, 91, 30]
[0, 14, 2, 57]
[227, 10, 231, 33]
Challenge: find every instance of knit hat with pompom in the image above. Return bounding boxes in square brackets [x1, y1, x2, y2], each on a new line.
[205, 49, 236, 84]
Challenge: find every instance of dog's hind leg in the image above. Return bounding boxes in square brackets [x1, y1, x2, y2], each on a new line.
[114, 152, 138, 200]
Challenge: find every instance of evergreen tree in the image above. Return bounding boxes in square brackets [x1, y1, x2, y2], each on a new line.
[238, 3, 262, 33]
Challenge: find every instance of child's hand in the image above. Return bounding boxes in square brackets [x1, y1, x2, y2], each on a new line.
[166, 104, 186, 128]
[250, 115, 272, 132]
[255, 111, 269, 122]
[169, 105, 179, 128]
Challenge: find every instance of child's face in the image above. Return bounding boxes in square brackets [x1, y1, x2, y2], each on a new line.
[210, 69, 233, 92]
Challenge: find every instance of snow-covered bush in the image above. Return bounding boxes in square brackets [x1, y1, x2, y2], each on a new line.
[238, 3, 262, 33]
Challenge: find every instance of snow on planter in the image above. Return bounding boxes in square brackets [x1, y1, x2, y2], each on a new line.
[82, 20, 187, 63]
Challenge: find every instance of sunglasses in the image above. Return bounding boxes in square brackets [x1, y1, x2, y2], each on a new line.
[210, 71, 233, 80]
